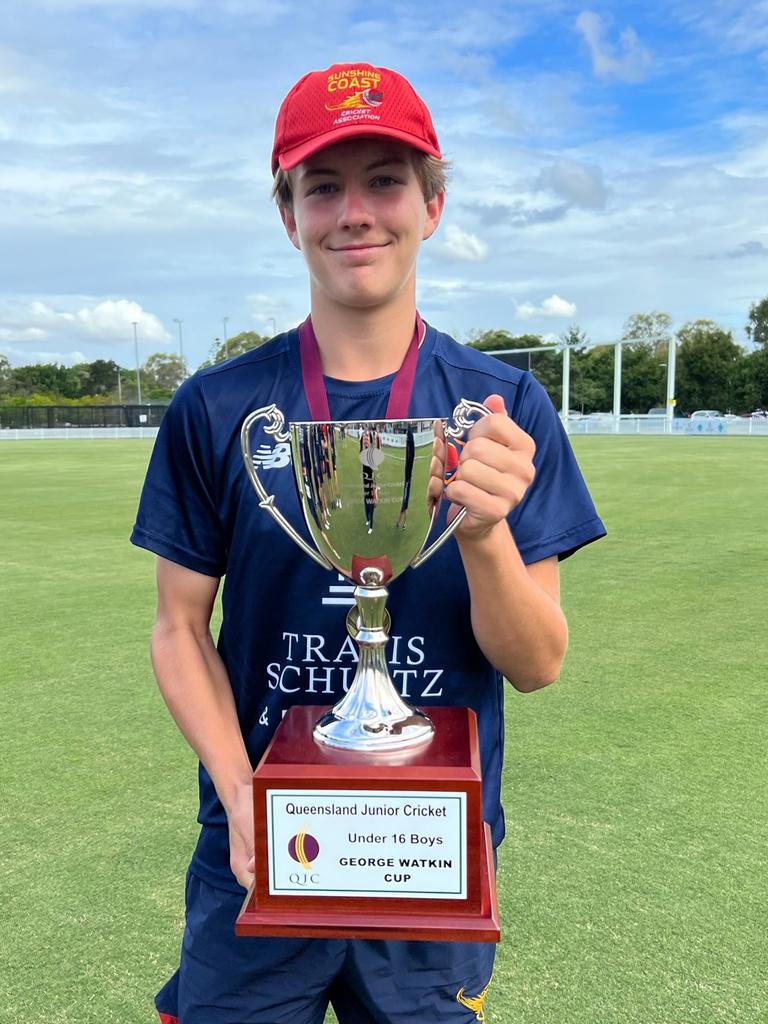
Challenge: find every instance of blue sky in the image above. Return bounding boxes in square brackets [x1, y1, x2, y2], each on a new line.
[1, 0, 767, 370]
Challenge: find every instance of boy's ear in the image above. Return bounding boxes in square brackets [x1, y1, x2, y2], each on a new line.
[422, 191, 445, 241]
[280, 206, 302, 251]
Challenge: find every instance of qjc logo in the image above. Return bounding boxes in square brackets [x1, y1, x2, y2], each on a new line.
[288, 831, 320, 886]
[252, 442, 291, 469]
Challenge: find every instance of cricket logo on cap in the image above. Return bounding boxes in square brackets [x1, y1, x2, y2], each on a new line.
[288, 831, 320, 870]
[325, 67, 383, 112]
[326, 88, 384, 111]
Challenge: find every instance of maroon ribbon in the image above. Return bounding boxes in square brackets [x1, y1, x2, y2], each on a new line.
[298, 313, 424, 421]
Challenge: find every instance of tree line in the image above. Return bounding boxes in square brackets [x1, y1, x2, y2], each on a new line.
[467, 301, 768, 415]
[0, 332, 268, 406]
[1, 301, 766, 415]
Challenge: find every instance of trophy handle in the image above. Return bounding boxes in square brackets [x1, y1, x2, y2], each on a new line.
[409, 398, 492, 569]
[240, 404, 333, 571]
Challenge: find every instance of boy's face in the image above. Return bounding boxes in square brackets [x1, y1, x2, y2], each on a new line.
[281, 139, 444, 313]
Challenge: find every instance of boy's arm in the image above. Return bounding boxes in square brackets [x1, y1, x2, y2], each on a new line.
[433, 395, 569, 691]
[151, 556, 255, 888]
[457, 533, 566, 692]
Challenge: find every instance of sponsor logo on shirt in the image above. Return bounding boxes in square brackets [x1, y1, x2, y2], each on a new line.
[322, 573, 355, 607]
[251, 442, 291, 469]
[266, 629, 445, 704]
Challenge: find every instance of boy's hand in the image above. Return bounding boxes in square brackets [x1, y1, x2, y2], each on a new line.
[225, 782, 256, 891]
[429, 394, 535, 540]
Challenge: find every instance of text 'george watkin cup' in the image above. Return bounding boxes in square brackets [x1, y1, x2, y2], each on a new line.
[240, 399, 490, 751]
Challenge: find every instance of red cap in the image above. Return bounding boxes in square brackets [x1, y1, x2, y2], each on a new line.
[272, 63, 442, 173]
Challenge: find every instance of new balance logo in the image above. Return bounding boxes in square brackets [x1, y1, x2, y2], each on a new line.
[252, 442, 291, 469]
[322, 574, 356, 607]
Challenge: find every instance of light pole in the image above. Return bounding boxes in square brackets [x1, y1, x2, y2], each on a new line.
[173, 318, 184, 372]
[666, 336, 677, 425]
[132, 321, 142, 405]
[561, 343, 571, 422]
[268, 317, 277, 337]
[222, 316, 230, 359]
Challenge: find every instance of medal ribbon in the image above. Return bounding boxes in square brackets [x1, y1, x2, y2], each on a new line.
[298, 313, 424, 421]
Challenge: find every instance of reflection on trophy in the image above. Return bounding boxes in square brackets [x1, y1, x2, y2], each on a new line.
[241, 400, 490, 750]
[236, 400, 501, 943]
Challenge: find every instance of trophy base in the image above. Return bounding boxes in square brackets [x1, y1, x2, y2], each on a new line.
[313, 707, 435, 751]
[235, 705, 501, 944]
[236, 822, 499, 943]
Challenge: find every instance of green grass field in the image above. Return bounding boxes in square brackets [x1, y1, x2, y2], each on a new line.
[1, 437, 766, 1024]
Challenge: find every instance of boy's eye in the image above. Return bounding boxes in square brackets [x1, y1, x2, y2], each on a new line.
[373, 175, 398, 187]
[309, 182, 338, 195]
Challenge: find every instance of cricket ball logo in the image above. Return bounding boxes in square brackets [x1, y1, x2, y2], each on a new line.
[288, 831, 320, 870]
[326, 88, 384, 111]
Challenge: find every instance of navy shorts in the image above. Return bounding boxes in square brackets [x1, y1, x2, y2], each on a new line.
[156, 871, 496, 1024]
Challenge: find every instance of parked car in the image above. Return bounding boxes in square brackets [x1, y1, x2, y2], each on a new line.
[689, 409, 726, 433]
[647, 407, 667, 416]
[584, 411, 614, 428]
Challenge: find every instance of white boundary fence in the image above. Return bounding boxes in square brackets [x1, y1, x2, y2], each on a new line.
[0, 427, 160, 441]
[2, 418, 767, 441]
[563, 414, 768, 436]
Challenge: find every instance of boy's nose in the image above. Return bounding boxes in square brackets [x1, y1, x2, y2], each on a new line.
[337, 185, 373, 230]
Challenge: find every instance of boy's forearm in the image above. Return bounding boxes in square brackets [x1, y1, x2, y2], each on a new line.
[456, 522, 568, 691]
[150, 623, 253, 811]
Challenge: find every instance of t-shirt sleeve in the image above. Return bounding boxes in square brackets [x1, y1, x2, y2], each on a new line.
[130, 376, 226, 577]
[508, 373, 606, 564]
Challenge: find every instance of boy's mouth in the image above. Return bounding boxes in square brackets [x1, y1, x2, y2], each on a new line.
[330, 242, 390, 252]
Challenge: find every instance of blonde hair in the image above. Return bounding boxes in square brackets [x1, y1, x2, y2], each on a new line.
[271, 151, 449, 211]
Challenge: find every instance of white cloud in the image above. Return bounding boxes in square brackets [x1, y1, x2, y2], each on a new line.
[538, 158, 609, 210]
[0, 298, 170, 343]
[441, 224, 489, 262]
[419, 278, 468, 293]
[0, 346, 88, 366]
[0, 326, 48, 340]
[575, 11, 653, 82]
[516, 295, 577, 319]
[74, 299, 169, 341]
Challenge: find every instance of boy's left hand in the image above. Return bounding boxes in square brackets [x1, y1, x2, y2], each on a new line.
[429, 394, 536, 540]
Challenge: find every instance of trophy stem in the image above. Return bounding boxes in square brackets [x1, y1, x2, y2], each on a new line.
[313, 576, 434, 751]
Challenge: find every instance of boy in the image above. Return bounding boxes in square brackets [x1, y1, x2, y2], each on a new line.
[132, 62, 605, 1024]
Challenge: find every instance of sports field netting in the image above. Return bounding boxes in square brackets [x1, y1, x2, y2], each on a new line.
[0, 438, 765, 1024]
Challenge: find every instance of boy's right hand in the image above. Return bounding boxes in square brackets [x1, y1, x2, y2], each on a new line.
[226, 782, 256, 890]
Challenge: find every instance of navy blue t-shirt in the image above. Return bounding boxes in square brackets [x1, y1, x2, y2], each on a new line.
[131, 324, 606, 892]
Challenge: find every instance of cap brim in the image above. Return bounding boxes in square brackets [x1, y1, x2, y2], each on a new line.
[277, 124, 442, 172]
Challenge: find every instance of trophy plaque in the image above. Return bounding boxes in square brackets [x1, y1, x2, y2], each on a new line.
[235, 402, 500, 942]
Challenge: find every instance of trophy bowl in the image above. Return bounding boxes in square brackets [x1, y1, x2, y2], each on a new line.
[290, 419, 434, 584]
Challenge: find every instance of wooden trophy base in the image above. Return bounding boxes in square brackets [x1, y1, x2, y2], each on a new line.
[236, 706, 500, 943]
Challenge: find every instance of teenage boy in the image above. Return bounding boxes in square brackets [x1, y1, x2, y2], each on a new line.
[132, 62, 605, 1024]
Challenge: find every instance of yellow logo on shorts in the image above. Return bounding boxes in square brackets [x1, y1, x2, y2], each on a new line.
[456, 980, 491, 1020]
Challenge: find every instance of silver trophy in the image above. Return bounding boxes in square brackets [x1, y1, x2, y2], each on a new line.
[241, 400, 490, 752]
